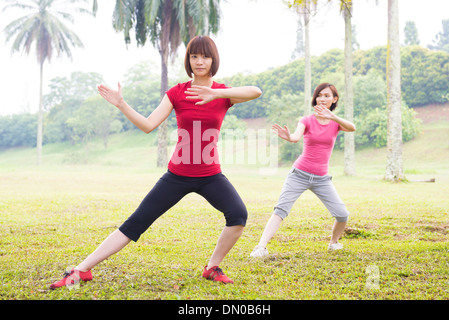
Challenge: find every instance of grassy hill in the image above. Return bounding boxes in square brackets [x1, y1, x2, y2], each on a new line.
[0, 103, 448, 181]
[331, 103, 449, 180]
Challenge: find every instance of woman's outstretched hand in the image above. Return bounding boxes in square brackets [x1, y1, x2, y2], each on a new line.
[98, 82, 124, 108]
[272, 123, 292, 142]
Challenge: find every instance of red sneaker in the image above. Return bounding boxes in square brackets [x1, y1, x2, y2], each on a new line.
[202, 266, 234, 284]
[49, 269, 92, 289]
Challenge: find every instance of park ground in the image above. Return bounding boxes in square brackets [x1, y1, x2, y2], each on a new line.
[0, 104, 448, 300]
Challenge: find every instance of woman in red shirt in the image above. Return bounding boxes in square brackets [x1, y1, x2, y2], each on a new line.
[251, 83, 356, 257]
[50, 36, 261, 288]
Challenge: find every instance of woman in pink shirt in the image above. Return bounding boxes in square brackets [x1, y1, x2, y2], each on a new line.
[251, 83, 356, 257]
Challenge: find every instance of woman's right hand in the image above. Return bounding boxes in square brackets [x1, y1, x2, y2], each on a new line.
[97, 82, 125, 108]
[272, 123, 292, 142]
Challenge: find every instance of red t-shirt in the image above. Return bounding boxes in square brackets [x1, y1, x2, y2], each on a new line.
[293, 115, 341, 176]
[166, 81, 233, 177]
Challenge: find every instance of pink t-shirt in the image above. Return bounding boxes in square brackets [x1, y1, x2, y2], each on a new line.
[293, 114, 341, 176]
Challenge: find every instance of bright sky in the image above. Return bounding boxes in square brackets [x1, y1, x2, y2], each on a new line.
[0, 0, 448, 116]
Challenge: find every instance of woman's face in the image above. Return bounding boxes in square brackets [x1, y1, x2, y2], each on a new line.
[189, 53, 213, 77]
[316, 87, 338, 109]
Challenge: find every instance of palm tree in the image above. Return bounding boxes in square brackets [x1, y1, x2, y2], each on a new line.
[112, 0, 221, 167]
[385, 0, 404, 181]
[2, 0, 92, 165]
[287, 0, 320, 116]
[341, 0, 356, 176]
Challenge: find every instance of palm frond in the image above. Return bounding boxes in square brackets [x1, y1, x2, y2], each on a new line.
[113, 0, 137, 44]
[3, 0, 85, 63]
[45, 13, 84, 60]
[173, 0, 186, 34]
[1, 0, 37, 13]
[110, 0, 222, 56]
[3, 14, 34, 41]
[207, 0, 220, 35]
[145, 0, 163, 24]
[5, 14, 39, 54]
[92, 0, 98, 16]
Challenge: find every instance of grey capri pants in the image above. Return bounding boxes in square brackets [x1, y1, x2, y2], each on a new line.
[273, 167, 349, 222]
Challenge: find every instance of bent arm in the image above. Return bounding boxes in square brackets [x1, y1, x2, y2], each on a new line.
[117, 95, 173, 134]
[332, 115, 356, 132]
[98, 83, 173, 134]
[185, 85, 262, 105]
[224, 86, 262, 105]
[272, 121, 305, 143]
[288, 121, 306, 143]
[313, 105, 356, 132]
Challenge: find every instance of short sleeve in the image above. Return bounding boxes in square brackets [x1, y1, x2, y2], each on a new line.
[299, 115, 310, 133]
[166, 84, 181, 108]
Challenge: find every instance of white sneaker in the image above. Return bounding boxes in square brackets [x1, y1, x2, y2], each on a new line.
[250, 245, 269, 257]
[328, 242, 344, 250]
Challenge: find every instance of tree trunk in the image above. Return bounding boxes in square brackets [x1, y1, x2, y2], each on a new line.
[343, 3, 356, 176]
[157, 57, 169, 167]
[385, 0, 404, 181]
[37, 61, 44, 166]
[156, 0, 172, 168]
[303, 3, 311, 116]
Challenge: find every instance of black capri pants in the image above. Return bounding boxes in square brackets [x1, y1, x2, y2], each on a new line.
[119, 170, 248, 242]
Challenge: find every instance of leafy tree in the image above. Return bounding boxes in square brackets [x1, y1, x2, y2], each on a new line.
[120, 59, 188, 131]
[120, 60, 164, 131]
[311, 48, 345, 80]
[44, 72, 104, 144]
[111, 0, 222, 167]
[353, 69, 387, 118]
[220, 115, 247, 138]
[403, 20, 420, 46]
[353, 45, 387, 78]
[428, 19, 449, 53]
[291, 17, 305, 60]
[0, 113, 37, 148]
[222, 43, 448, 115]
[225, 72, 271, 119]
[354, 102, 421, 149]
[44, 71, 104, 108]
[401, 46, 449, 107]
[267, 93, 304, 163]
[65, 96, 122, 149]
[2, 0, 93, 165]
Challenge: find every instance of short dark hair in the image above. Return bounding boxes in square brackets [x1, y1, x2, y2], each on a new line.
[311, 83, 339, 111]
[184, 36, 220, 78]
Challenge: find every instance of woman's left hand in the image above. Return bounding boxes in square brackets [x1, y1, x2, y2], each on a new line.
[185, 85, 217, 105]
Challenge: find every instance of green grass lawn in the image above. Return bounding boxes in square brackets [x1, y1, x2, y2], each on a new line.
[1, 122, 448, 300]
